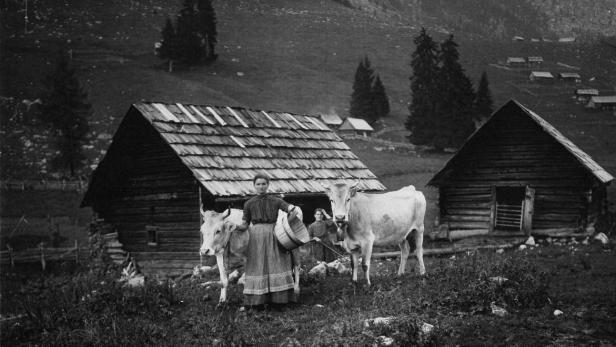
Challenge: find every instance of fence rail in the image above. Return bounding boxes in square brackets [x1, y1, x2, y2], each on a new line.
[0, 179, 88, 192]
[1, 242, 84, 269]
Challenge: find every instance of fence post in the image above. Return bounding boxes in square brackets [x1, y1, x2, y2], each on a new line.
[75, 240, 79, 264]
[39, 243, 46, 271]
[7, 244, 14, 267]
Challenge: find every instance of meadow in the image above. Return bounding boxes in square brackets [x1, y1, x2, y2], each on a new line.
[2, 241, 615, 346]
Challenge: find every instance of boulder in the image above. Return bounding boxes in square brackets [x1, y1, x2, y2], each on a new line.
[518, 244, 527, 251]
[326, 259, 349, 275]
[490, 302, 507, 317]
[489, 276, 509, 285]
[525, 236, 536, 246]
[376, 336, 394, 346]
[593, 232, 609, 245]
[228, 269, 241, 284]
[553, 309, 564, 316]
[308, 262, 327, 277]
[363, 316, 395, 328]
[420, 322, 434, 334]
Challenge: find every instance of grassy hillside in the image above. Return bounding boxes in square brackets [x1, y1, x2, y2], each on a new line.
[1, 0, 615, 193]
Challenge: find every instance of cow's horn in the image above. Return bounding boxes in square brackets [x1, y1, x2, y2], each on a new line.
[222, 208, 231, 219]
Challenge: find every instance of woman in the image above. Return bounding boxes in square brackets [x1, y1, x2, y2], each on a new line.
[307, 208, 338, 262]
[236, 173, 299, 307]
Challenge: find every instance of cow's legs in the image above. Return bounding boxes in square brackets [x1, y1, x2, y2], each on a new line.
[361, 238, 375, 286]
[415, 226, 426, 275]
[350, 251, 360, 283]
[291, 249, 301, 296]
[397, 236, 411, 276]
[215, 253, 229, 304]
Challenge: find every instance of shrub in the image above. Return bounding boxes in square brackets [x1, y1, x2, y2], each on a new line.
[453, 255, 550, 313]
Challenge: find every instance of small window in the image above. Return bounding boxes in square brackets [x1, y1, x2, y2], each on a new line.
[146, 225, 158, 246]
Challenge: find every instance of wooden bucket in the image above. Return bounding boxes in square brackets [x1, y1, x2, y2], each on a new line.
[274, 212, 310, 251]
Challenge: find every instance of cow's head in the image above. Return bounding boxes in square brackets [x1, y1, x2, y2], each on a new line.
[199, 209, 237, 256]
[322, 181, 360, 237]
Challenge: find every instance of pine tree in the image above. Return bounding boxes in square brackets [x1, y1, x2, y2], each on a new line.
[435, 35, 476, 149]
[372, 75, 390, 120]
[350, 56, 376, 124]
[159, 17, 179, 71]
[406, 28, 440, 145]
[176, 0, 202, 63]
[196, 0, 218, 62]
[40, 51, 91, 176]
[474, 71, 493, 127]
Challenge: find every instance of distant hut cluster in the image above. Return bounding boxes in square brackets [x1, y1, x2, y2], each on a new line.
[506, 56, 544, 68]
[429, 100, 613, 240]
[585, 95, 616, 111]
[572, 89, 616, 110]
[82, 102, 385, 276]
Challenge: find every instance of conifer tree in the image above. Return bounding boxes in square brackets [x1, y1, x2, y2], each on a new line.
[196, 0, 218, 62]
[40, 51, 91, 176]
[176, 0, 202, 63]
[350, 56, 376, 124]
[372, 75, 390, 120]
[475, 71, 493, 126]
[406, 28, 440, 145]
[159, 17, 179, 71]
[158, 0, 219, 68]
[435, 35, 476, 149]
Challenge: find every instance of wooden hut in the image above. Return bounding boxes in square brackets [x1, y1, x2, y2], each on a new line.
[428, 100, 613, 240]
[82, 102, 385, 276]
[527, 56, 544, 66]
[506, 57, 526, 67]
[574, 89, 599, 103]
[529, 71, 554, 82]
[559, 72, 582, 83]
[338, 117, 374, 137]
[586, 96, 616, 110]
[319, 113, 344, 129]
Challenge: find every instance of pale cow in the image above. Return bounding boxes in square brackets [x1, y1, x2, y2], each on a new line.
[324, 182, 426, 285]
[199, 208, 301, 304]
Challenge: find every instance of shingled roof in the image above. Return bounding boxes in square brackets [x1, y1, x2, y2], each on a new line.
[89, 102, 385, 198]
[428, 99, 614, 186]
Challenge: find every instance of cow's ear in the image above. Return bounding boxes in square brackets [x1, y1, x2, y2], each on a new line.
[349, 180, 360, 196]
[224, 220, 237, 233]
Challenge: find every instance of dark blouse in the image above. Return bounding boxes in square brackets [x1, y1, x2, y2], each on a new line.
[308, 220, 336, 238]
[243, 194, 290, 224]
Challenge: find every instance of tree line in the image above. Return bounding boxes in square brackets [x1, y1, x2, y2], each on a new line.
[158, 0, 218, 72]
[350, 28, 493, 150]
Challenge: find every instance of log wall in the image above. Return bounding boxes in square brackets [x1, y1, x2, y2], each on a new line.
[96, 112, 202, 276]
[439, 109, 599, 235]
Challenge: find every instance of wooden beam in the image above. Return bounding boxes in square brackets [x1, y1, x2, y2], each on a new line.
[372, 242, 518, 259]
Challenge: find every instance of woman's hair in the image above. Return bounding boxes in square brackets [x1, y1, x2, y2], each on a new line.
[252, 172, 270, 184]
[314, 208, 325, 215]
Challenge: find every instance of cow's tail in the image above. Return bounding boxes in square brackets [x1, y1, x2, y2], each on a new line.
[406, 231, 417, 253]
[405, 191, 426, 254]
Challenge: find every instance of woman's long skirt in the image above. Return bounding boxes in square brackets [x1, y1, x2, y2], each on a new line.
[243, 223, 297, 305]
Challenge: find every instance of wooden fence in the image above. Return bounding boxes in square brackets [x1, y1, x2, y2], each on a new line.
[0, 241, 84, 269]
[0, 179, 88, 192]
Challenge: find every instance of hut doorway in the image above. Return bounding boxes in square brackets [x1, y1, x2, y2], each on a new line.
[494, 186, 535, 233]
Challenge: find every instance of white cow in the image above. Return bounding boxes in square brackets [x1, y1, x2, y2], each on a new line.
[199, 208, 301, 304]
[324, 182, 426, 285]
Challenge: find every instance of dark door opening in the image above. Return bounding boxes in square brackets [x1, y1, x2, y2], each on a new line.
[495, 186, 525, 231]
